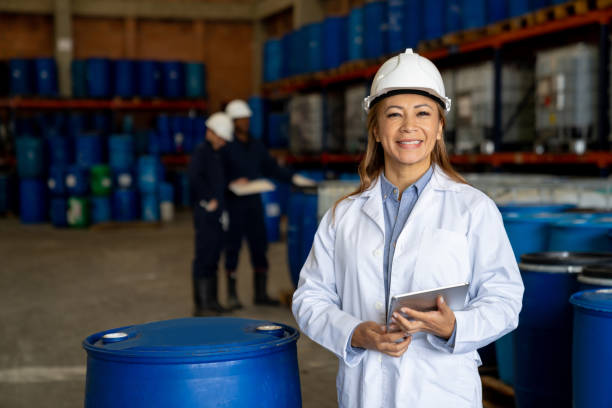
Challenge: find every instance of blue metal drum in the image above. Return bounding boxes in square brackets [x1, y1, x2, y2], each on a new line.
[19, 179, 47, 224]
[267, 112, 289, 148]
[76, 134, 103, 168]
[306, 23, 323, 73]
[114, 59, 134, 98]
[192, 117, 206, 148]
[16, 136, 44, 178]
[161, 61, 184, 99]
[170, 115, 186, 153]
[404, 0, 423, 48]
[47, 135, 72, 166]
[111, 189, 138, 221]
[578, 264, 612, 291]
[83, 317, 301, 408]
[50, 197, 68, 227]
[159, 182, 174, 204]
[282, 32, 293, 78]
[287, 186, 318, 288]
[112, 167, 135, 190]
[67, 113, 87, 139]
[446, 0, 462, 33]
[348, 7, 365, 61]
[548, 218, 612, 252]
[176, 170, 191, 208]
[423, 0, 444, 39]
[510, 0, 530, 16]
[323, 16, 348, 70]
[531, 0, 551, 10]
[108, 134, 135, 170]
[462, 0, 486, 29]
[9, 58, 32, 96]
[86, 58, 111, 98]
[387, 0, 405, 52]
[91, 196, 111, 224]
[91, 112, 111, 136]
[570, 289, 612, 408]
[48, 165, 68, 196]
[488, 0, 508, 23]
[34, 58, 58, 97]
[185, 62, 205, 98]
[141, 193, 159, 222]
[264, 39, 283, 82]
[514, 252, 612, 408]
[156, 114, 173, 154]
[71, 59, 88, 98]
[248, 97, 265, 142]
[65, 165, 89, 196]
[137, 156, 163, 193]
[364, 1, 388, 59]
[138, 60, 160, 98]
[261, 187, 281, 243]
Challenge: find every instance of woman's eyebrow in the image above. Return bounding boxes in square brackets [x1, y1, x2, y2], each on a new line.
[384, 105, 403, 112]
[414, 104, 433, 109]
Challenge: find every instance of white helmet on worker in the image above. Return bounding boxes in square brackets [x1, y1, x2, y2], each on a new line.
[363, 48, 451, 113]
[205, 112, 234, 142]
[225, 99, 252, 119]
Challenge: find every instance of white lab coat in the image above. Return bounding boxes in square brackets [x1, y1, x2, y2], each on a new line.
[292, 166, 524, 408]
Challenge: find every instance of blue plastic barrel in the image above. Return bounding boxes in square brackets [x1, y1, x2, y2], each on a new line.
[138, 156, 162, 193]
[348, 7, 365, 61]
[364, 1, 388, 59]
[287, 30, 301, 77]
[176, 170, 191, 207]
[515, 252, 612, 408]
[156, 115, 173, 154]
[170, 115, 185, 153]
[510, 0, 530, 16]
[109, 134, 135, 170]
[112, 167, 135, 190]
[549, 218, 612, 252]
[19, 179, 47, 223]
[462, 0, 487, 29]
[531, 0, 550, 10]
[570, 289, 612, 408]
[306, 23, 323, 73]
[111, 189, 138, 221]
[138, 60, 160, 98]
[248, 97, 265, 141]
[91, 112, 111, 136]
[192, 117, 206, 148]
[9, 59, 32, 96]
[50, 197, 67, 227]
[86, 58, 111, 98]
[405, 0, 423, 48]
[65, 165, 89, 196]
[488, 0, 508, 23]
[67, 113, 87, 139]
[185, 62, 205, 98]
[71, 59, 87, 98]
[181, 116, 195, 153]
[34, 58, 58, 97]
[323, 16, 348, 70]
[282, 32, 293, 78]
[387, 0, 405, 52]
[75, 134, 103, 168]
[159, 182, 174, 203]
[141, 193, 160, 222]
[261, 188, 281, 242]
[16, 136, 44, 178]
[578, 264, 612, 291]
[161, 61, 184, 99]
[91, 196, 111, 224]
[497, 202, 575, 215]
[268, 112, 289, 148]
[114, 59, 134, 98]
[48, 165, 67, 196]
[83, 317, 301, 407]
[423, 0, 445, 39]
[446, 0, 462, 33]
[47, 135, 72, 166]
[264, 39, 283, 82]
[287, 186, 318, 287]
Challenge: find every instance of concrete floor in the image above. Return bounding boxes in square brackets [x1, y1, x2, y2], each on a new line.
[0, 211, 338, 408]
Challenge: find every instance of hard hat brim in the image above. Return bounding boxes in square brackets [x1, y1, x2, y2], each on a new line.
[365, 88, 450, 113]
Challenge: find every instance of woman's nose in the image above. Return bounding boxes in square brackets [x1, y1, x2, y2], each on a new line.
[401, 116, 416, 132]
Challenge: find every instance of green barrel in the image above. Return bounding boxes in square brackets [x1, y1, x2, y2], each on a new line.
[90, 164, 112, 196]
[67, 196, 90, 228]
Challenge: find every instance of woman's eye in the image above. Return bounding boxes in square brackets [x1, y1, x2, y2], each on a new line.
[387, 112, 401, 118]
[417, 111, 430, 117]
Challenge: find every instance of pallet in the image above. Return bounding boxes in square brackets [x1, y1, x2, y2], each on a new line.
[90, 220, 162, 230]
[481, 375, 515, 408]
[419, 37, 445, 52]
[534, 0, 591, 25]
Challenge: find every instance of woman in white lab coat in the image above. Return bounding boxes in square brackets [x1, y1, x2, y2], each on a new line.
[292, 49, 524, 408]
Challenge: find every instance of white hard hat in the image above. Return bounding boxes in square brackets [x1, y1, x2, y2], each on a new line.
[363, 49, 451, 113]
[225, 99, 252, 119]
[205, 112, 234, 142]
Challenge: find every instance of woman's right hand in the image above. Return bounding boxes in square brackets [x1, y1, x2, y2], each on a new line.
[351, 321, 412, 357]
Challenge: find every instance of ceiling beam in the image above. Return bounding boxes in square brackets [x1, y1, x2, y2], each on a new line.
[255, 0, 293, 20]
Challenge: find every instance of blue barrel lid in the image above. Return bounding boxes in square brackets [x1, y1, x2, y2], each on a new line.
[498, 203, 575, 214]
[570, 289, 612, 313]
[552, 217, 612, 230]
[83, 317, 299, 364]
[520, 252, 612, 274]
[503, 212, 575, 224]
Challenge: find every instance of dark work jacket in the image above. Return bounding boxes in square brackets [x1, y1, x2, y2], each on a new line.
[222, 137, 293, 190]
[188, 141, 225, 210]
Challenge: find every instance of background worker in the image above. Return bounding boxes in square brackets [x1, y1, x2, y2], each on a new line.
[223, 99, 315, 309]
[188, 112, 234, 316]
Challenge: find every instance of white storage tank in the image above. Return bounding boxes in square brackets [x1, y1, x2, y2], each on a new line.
[289, 93, 324, 154]
[344, 83, 368, 153]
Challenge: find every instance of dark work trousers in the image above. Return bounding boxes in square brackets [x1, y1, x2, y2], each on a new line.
[224, 195, 268, 273]
[192, 206, 224, 279]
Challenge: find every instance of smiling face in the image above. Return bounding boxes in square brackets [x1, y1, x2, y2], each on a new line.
[373, 93, 443, 177]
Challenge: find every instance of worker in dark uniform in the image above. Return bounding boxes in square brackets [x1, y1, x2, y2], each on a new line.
[224, 99, 315, 309]
[188, 112, 234, 316]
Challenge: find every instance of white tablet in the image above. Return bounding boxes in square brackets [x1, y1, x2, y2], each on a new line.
[386, 282, 469, 328]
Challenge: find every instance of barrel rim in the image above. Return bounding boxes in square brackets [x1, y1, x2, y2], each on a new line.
[520, 252, 612, 267]
[570, 289, 612, 313]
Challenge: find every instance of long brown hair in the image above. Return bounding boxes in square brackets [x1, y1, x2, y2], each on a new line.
[332, 101, 467, 216]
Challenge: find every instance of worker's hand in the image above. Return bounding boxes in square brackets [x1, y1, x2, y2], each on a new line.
[230, 177, 249, 185]
[351, 321, 412, 358]
[390, 296, 456, 340]
[204, 199, 218, 212]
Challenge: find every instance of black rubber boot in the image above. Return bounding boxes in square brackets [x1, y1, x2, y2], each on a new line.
[254, 273, 280, 306]
[194, 277, 230, 316]
[226, 272, 243, 310]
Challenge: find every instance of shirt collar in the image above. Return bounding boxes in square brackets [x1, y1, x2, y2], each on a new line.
[381, 166, 434, 202]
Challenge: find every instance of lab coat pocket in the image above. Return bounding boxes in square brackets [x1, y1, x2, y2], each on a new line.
[415, 227, 471, 288]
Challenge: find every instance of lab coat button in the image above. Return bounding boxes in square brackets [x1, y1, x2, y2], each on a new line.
[375, 302, 383, 311]
[373, 249, 381, 257]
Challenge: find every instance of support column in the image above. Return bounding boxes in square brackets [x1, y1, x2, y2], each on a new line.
[493, 46, 502, 151]
[598, 22, 610, 150]
[194, 20, 206, 61]
[124, 17, 137, 58]
[54, 0, 72, 98]
[293, 0, 324, 28]
[252, 19, 263, 95]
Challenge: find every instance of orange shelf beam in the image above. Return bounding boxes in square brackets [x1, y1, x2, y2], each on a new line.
[0, 98, 207, 111]
[450, 152, 612, 168]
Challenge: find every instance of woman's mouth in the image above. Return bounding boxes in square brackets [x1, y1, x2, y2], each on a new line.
[397, 140, 423, 148]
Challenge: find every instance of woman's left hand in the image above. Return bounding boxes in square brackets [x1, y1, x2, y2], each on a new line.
[390, 295, 456, 340]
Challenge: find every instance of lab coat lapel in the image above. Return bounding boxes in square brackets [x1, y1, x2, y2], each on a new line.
[359, 177, 385, 238]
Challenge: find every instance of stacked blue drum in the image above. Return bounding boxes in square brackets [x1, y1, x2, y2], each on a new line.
[348, 7, 365, 61]
[34, 58, 58, 97]
[578, 264, 612, 291]
[570, 289, 612, 408]
[137, 156, 163, 222]
[514, 252, 612, 407]
[363, 1, 387, 59]
[548, 217, 612, 252]
[323, 16, 348, 70]
[261, 186, 281, 243]
[114, 60, 135, 98]
[9, 59, 33, 96]
[138, 60, 161, 98]
[16, 136, 47, 223]
[185, 62, 205, 98]
[83, 317, 301, 407]
[287, 185, 318, 287]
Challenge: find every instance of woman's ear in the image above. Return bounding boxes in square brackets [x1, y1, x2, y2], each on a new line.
[373, 126, 380, 142]
[436, 120, 443, 140]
